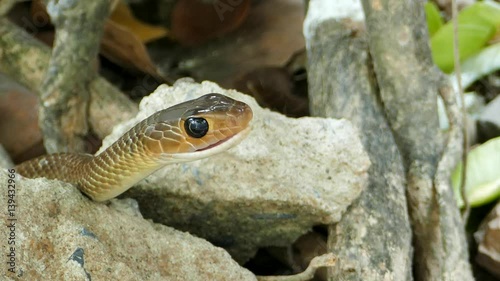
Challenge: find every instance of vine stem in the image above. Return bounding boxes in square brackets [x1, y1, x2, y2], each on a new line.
[451, 0, 470, 222]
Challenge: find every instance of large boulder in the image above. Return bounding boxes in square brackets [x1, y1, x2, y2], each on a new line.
[0, 171, 256, 280]
[101, 79, 371, 261]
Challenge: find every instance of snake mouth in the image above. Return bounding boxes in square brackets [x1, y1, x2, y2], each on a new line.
[197, 134, 234, 151]
[197, 139, 228, 151]
[197, 126, 250, 152]
[169, 126, 251, 162]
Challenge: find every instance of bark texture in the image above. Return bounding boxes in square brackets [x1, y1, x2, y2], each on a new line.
[38, 0, 110, 152]
[305, 0, 474, 280]
[361, 1, 473, 280]
[306, 17, 413, 281]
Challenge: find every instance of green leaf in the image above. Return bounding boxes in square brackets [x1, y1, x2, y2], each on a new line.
[431, 1, 500, 73]
[452, 137, 500, 208]
[449, 43, 500, 90]
[459, 1, 500, 29]
[425, 2, 443, 36]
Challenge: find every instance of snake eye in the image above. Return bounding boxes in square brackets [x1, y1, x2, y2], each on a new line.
[184, 117, 209, 138]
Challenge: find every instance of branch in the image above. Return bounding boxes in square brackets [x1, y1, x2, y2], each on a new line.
[37, 0, 110, 152]
[361, 0, 473, 280]
[304, 1, 412, 280]
[0, 18, 138, 140]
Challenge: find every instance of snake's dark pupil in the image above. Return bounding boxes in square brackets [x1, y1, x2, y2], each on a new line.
[185, 117, 209, 138]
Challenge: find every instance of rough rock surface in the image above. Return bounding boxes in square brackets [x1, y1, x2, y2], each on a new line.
[475, 202, 500, 279]
[100, 79, 371, 261]
[0, 171, 256, 281]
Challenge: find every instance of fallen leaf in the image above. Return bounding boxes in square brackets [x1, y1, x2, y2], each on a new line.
[110, 1, 169, 43]
[101, 20, 163, 80]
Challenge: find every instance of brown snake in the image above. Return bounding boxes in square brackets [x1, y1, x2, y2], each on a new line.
[15, 94, 253, 201]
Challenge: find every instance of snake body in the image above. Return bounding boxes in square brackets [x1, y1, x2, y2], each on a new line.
[15, 94, 253, 201]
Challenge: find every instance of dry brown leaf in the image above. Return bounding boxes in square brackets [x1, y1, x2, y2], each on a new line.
[110, 1, 169, 43]
[29, 0, 161, 79]
[101, 20, 163, 80]
[257, 253, 336, 281]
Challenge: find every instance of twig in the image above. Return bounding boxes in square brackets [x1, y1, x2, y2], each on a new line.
[435, 82, 464, 189]
[256, 253, 336, 281]
[303, 1, 413, 279]
[451, 0, 470, 222]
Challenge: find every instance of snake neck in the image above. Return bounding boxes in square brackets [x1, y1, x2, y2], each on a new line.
[15, 140, 162, 202]
[80, 129, 162, 201]
[14, 122, 163, 202]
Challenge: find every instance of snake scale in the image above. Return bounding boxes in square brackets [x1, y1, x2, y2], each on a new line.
[15, 94, 253, 201]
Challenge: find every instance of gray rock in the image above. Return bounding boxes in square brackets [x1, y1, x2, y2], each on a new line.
[101, 79, 371, 261]
[0, 171, 256, 281]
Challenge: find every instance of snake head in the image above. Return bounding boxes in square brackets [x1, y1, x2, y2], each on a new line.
[142, 93, 253, 161]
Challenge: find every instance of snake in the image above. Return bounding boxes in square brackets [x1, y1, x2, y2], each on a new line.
[15, 93, 253, 202]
